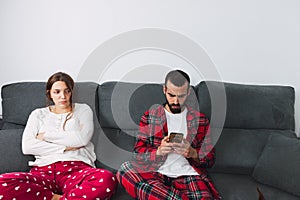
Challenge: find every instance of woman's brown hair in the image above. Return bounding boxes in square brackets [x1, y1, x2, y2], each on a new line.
[46, 72, 74, 130]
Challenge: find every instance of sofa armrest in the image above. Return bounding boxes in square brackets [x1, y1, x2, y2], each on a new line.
[252, 134, 300, 197]
[0, 129, 33, 173]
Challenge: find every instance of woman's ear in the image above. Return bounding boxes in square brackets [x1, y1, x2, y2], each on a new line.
[46, 90, 51, 99]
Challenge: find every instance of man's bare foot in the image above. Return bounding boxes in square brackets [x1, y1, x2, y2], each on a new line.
[51, 194, 61, 200]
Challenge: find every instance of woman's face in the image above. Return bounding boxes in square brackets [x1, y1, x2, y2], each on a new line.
[50, 81, 72, 110]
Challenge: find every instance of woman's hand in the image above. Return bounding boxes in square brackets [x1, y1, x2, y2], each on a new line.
[64, 146, 83, 152]
[36, 132, 45, 141]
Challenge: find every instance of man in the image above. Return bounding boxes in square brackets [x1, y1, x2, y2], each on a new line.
[117, 70, 221, 200]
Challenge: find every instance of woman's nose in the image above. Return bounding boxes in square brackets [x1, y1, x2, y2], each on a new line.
[60, 92, 66, 98]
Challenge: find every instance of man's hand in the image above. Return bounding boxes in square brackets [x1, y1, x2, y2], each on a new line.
[156, 136, 174, 156]
[172, 139, 198, 159]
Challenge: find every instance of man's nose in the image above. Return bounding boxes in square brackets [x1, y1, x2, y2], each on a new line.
[174, 96, 179, 104]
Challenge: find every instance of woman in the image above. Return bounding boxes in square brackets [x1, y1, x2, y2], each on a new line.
[0, 72, 117, 200]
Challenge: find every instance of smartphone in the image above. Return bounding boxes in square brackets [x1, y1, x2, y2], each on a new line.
[169, 132, 184, 143]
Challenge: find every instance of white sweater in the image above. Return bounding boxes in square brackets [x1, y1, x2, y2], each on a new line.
[22, 103, 96, 167]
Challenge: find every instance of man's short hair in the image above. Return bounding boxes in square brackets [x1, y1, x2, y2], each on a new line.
[165, 70, 190, 87]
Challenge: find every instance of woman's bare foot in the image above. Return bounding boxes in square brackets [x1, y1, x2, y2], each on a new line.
[51, 194, 61, 200]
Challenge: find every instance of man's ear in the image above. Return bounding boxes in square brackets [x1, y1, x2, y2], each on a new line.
[187, 86, 191, 96]
[163, 85, 167, 94]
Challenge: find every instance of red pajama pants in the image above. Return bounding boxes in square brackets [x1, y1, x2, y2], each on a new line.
[0, 161, 117, 200]
[117, 161, 221, 200]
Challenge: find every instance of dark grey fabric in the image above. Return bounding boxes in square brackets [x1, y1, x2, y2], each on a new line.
[252, 134, 300, 196]
[93, 128, 135, 173]
[196, 81, 295, 130]
[72, 82, 100, 129]
[2, 122, 25, 130]
[0, 118, 3, 129]
[1, 81, 100, 129]
[98, 81, 198, 130]
[0, 129, 33, 173]
[1, 80, 299, 199]
[210, 173, 260, 200]
[111, 185, 134, 200]
[210, 173, 300, 200]
[1, 82, 46, 128]
[257, 183, 300, 200]
[98, 82, 165, 129]
[209, 129, 271, 175]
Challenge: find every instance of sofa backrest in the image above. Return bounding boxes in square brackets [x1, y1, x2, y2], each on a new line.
[196, 81, 295, 130]
[1, 81, 99, 129]
[1, 82, 46, 129]
[196, 81, 296, 175]
[95, 82, 165, 171]
[1, 80, 296, 174]
[94, 81, 199, 171]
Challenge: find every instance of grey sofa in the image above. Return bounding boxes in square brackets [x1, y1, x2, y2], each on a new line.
[1, 80, 300, 200]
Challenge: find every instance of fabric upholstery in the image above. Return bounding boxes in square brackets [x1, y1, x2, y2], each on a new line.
[209, 129, 297, 175]
[98, 82, 165, 130]
[72, 82, 100, 129]
[196, 81, 295, 130]
[1, 82, 46, 128]
[93, 128, 135, 173]
[0, 80, 298, 199]
[98, 82, 198, 130]
[0, 129, 33, 174]
[252, 134, 300, 196]
[209, 129, 272, 175]
[1, 82, 99, 129]
[210, 173, 300, 200]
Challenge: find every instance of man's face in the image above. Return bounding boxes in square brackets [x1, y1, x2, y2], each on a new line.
[163, 80, 190, 114]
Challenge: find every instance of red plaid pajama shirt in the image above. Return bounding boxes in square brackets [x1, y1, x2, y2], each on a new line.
[117, 104, 221, 200]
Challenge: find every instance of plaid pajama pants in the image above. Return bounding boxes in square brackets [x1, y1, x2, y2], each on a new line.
[117, 161, 219, 200]
[0, 161, 117, 200]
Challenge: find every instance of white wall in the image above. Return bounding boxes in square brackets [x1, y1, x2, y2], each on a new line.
[1, 0, 300, 135]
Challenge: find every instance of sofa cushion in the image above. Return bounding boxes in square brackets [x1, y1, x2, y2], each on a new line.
[196, 81, 295, 130]
[1, 82, 46, 128]
[209, 173, 261, 200]
[72, 82, 100, 129]
[210, 173, 300, 200]
[209, 128, 271, 175]
[98, 81, 198, 130]
[0, 129, 33, 173]
[98, 82, 165, 130]
[93, 128, 135, 173]
[252, 134, 300, 196]
[1, 81, 99, 129]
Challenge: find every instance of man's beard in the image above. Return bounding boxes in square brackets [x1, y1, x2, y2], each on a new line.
[166, 100, 183, 114]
